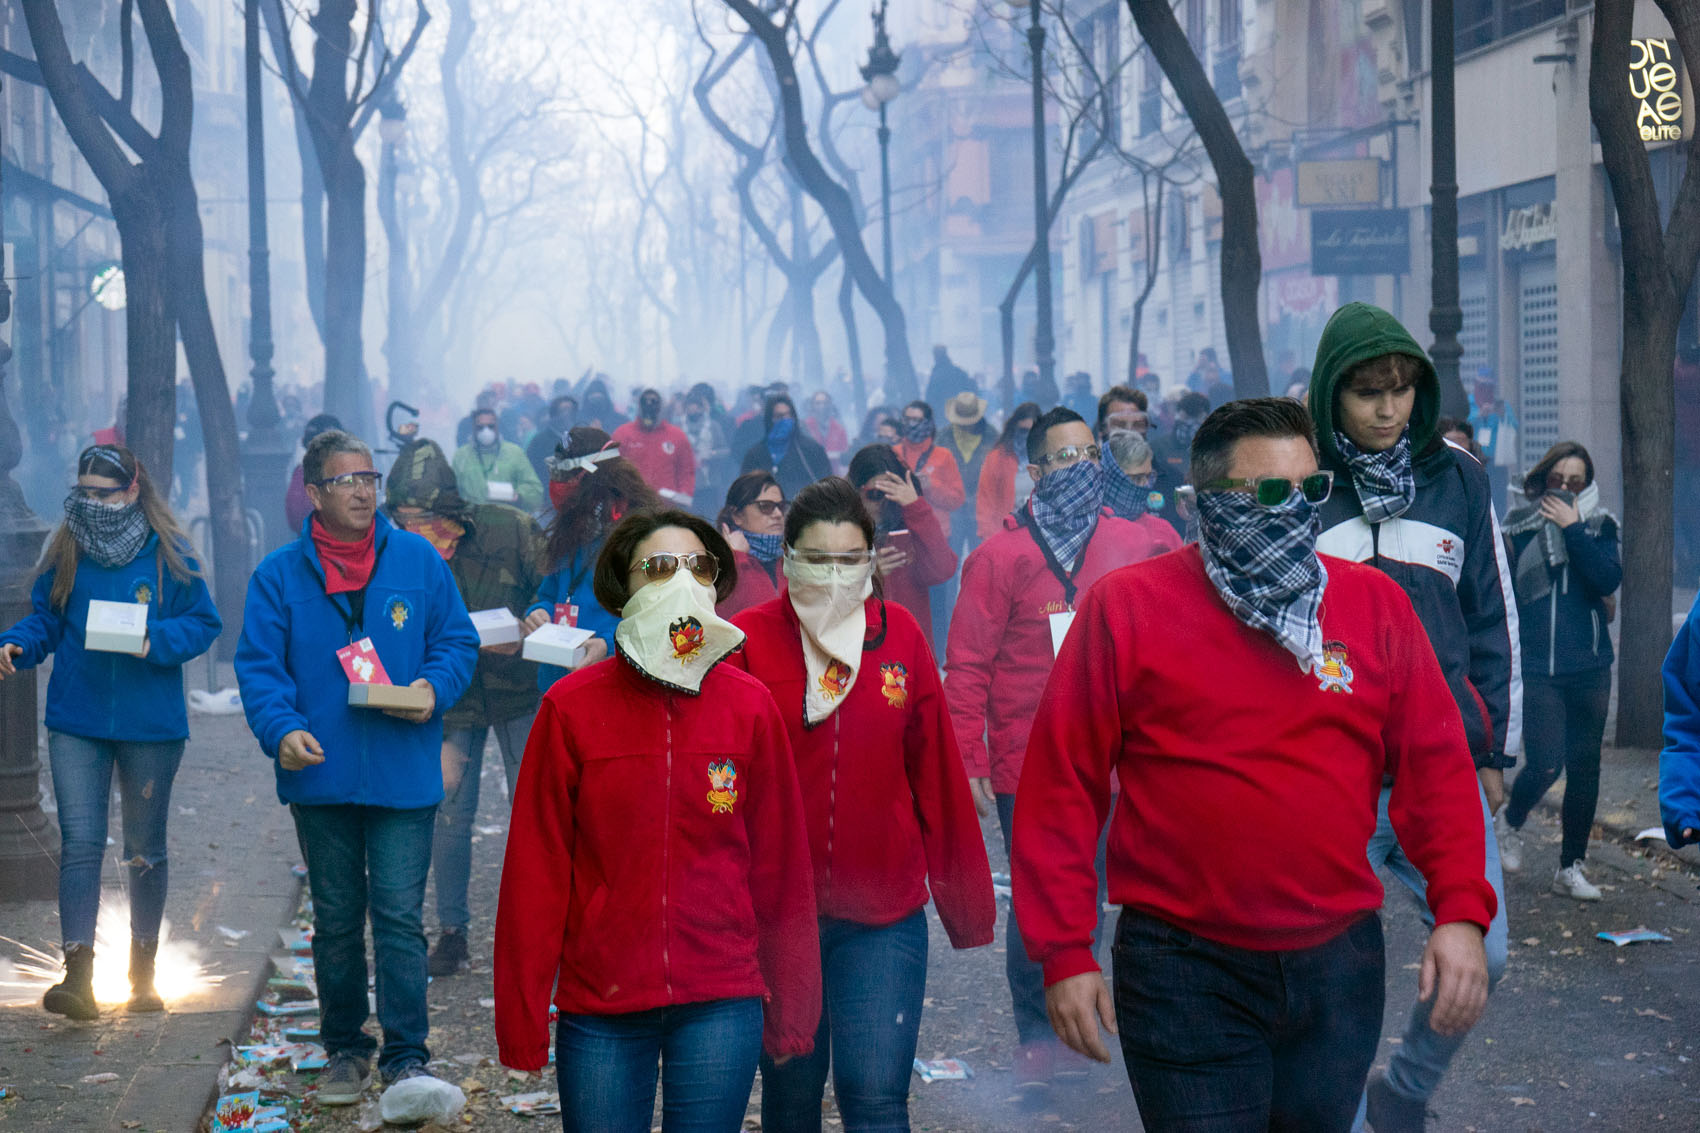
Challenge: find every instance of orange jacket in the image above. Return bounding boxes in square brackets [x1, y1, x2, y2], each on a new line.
[895, 441, 965, 529]
[975, 446, 1026, 542]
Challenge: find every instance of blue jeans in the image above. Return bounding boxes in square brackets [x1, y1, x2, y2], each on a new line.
[760, 911, 928, 1133]
[995, 792, 1109, 1045]
[291, 803, 436, 1075]
[433, 716, 530, 932]
[555, 997, 763, 1133]
[47, 732, 185, 950]
[1354, 784, 1507, 1125]
[1114, 910, 1386, 1133]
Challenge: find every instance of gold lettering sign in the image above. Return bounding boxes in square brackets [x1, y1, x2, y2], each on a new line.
[1630, 39, 1684, 143]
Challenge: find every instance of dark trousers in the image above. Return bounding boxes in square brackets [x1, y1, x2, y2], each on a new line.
[995, 792, 1109, 1045]
[760, 911, 928, 1133]
[555, 998, 763, 1133]
[291, 802, 436, 1075]
[1113, 911, 1385, 1133]
[1506, 668, 1612, 867]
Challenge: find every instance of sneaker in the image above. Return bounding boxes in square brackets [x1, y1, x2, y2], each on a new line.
[1014, 1041, 1055, 1091]
[1553, 863, 1602, 901]
[427, 929, 468, 977]
[316, 1052, 371, 1106]
[381, 1058, 430, 1087]
[1494, 810, 1523, 874]
[1365, 1071, 1427, 1133]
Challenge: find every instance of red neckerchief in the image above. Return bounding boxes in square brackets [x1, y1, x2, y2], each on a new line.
[311, 515, 377, 595]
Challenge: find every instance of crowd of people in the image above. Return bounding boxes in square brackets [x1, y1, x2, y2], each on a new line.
[6, 300, 1699, 1133]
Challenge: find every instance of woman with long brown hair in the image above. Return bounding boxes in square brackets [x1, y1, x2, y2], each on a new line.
[519, 427, 660, 689]
[0, 445, 222, 1020]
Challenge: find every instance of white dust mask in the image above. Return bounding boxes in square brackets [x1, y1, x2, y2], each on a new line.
[614, 567, 744, 694]
[783, 553, 874, 725]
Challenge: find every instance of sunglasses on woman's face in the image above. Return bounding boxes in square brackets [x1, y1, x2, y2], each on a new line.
[1545, 474, 1587, 493]
[630, 551, 720, 586]
[748, 499, 788, 517]
[1189, 471, 1335, 507]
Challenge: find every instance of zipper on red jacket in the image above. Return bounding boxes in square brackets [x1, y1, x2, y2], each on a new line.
[824, 710, 841, 907]
[661, 695, 675, 999]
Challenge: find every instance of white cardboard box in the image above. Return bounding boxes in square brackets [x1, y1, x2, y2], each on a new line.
[347, 682, 434, 711]
[85, 599, 148, 655]
[470, 608, 522, 647]
[485, 480, 517, 503]
[523, 623, 596, 669]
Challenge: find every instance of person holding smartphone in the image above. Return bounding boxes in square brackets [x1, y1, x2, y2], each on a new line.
[1496, 443, 1620, 900]
[846, 445, 958, 657]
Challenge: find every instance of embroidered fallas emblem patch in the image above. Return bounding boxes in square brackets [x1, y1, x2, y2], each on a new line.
[706, 759, 738, 814]
[1317, 640, 1355, 694]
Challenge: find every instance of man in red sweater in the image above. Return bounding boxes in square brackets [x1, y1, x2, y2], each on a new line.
[610, 388, 696, 507]
[944, 404, 1171, 1088]
[1014, 398, 1494, 1131]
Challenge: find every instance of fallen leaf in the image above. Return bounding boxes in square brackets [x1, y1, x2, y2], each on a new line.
[1558, 1081, 1570, 1088]
[1625, 1053, 1638, 1060]
[1511, 1097, 1535, 1106]
[80, 1073, 119, 1084]
[1602, 995, 1623, 1003]
[1521, 937, 1541, 947]
[122, 1123, 142, 1129]
[1635, 1008, 1674, 1022]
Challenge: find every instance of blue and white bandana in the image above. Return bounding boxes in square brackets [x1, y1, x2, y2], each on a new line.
[1029, 459, 1105, 570]
[1196, 489, 1329, 673]
[1101, 456, 1151, 522]
[743, 529, 785, 566]
[1335, 428, 1417, 525]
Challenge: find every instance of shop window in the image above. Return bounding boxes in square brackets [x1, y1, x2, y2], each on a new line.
[1139, 54, 1163, 137]
[1457, 0, 1565, 53]
[1214, 0, 1242, 102]
[1079, 4, 1122, 152]
[1186, 0, 1206, 56]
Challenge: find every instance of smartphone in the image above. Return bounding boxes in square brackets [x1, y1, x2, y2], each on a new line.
[880, 529, 913, 557]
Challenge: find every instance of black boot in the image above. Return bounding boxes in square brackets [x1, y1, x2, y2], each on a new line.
[128, 938, 164, 1013]
[43, 945, 99, 1021]
[427, 929, 468, 977]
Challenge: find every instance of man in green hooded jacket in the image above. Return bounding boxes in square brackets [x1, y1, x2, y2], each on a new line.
[386, 439, 545, 976]
[1306, 302, 1518, 1132]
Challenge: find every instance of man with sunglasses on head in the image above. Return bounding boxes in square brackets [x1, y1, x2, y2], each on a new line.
[237, 429, 480, 1108]
[1306, 302, 1518, 1133]
[943, 405, 1171, 1091]
[1014, 398, 1495, 1131]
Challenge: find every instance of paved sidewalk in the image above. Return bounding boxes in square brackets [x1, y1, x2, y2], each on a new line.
[0, 662, 301, 1133]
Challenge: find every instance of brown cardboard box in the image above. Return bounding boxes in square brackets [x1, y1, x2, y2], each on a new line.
[347, 683, 433, 711]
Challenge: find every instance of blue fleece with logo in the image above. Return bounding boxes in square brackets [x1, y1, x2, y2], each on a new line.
[236, 514, 479, 808]
[1660, 595, 1700, 847]
[0, 534, 222, 742]
[524, 540, 619, 691]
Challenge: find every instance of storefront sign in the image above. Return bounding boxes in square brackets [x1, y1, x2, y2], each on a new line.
[1630, 39, 1684, 143]
[1296, 159, 1383, 206]
[1310, 209, 1410, 275]
[1499, 202, 1557, 251]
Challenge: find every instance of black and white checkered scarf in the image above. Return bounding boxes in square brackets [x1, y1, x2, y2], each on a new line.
[1196, 489, 1328, 673]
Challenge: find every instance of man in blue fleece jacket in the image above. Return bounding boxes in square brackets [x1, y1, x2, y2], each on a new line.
[1660, 595, 1700, 847]
[236, 429, 478, 1105]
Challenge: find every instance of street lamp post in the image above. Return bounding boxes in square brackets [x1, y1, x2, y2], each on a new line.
[377, 100, 413, 413]
[1428, 0, 1467, 419]
[1010, 0, 1056, 391]
[0, 75, 60, 900]
[241, 0, 293, 554]
[860, 1, 901, 290]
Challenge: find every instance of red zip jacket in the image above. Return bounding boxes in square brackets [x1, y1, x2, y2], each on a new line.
[1013, 547, 1497, 986]
[945, 509, 1173, 793]
[611, 420, 696, 502]
[882, 498, 958, 656]
[717, 550, 778, 620]
[494, 655, 821, 1069]
[729, 595, 995, 949]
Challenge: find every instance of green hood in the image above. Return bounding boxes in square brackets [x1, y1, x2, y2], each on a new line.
[385, 439, 470, 520]
[1306, 301, 1440, 473]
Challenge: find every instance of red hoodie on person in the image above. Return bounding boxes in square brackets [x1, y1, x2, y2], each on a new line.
[611, 419, 697, 502]
[1013, 546, 1497, 986]
[881, 498, 958, 656]
[729, 595, 995, 948]
[493, 655, 821, 1069]
[945, 508, 1173, 794]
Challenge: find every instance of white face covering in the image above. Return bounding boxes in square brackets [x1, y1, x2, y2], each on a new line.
[783, 553, 875, 726]
[614, 567, 745, 694]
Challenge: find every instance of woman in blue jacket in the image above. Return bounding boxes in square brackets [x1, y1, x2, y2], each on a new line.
[1496, 441, 1622, 901]
[0, 445, 221, 1020]
[519, 427, 659, 687]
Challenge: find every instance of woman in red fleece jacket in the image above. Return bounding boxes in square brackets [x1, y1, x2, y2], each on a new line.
[495, 509, 820, 1133]
[729, 477, 995, 1133]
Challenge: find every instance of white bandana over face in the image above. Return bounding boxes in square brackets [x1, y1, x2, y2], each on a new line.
[783, 554, 875, 726]
[614, 569, 745, 694]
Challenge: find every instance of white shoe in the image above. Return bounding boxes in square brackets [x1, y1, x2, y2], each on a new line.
[1494, 810, 1523, 874]
[1552, 863, 1602, 901]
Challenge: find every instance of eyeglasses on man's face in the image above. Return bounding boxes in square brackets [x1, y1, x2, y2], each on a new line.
[1035, 444, 1101, 470]
[314, 471, 383, 493]
[1184, 471, 1334, 508]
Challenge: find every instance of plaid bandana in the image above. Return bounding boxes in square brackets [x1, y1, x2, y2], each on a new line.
[1101, 456, 1151, 522]
[64, 495, 150, 569]
[1335, 429, 1416, 525]
[743, 529, 785, 566]
[1029, 459, 1105, 570]
[1196, 489, 1329, 673]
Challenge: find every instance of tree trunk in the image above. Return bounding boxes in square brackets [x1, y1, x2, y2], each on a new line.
[1128, 178, 1165, 385]
[111, 197, 177, 483]
[725, 0, 918, 403]
[1126, 0, 1267, 399]
[320, 143, 370, 438]
[1588, 0, 1700, 746]
[260, 0, 327, 347]
[838, 268, 865, 422]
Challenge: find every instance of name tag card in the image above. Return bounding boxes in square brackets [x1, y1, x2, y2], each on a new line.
[1049, 610, 1077, 658]
[554, 603, 579, 628]
[85, 599, 149, 655]
[523, 623, 596, 669]
[470, 608, 521, 647]
[485, 480, 517, 503]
